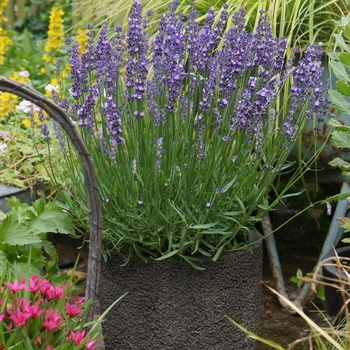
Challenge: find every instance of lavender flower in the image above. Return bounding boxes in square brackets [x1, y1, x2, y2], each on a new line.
[38, 108, 50, 141]
[53, 121, 66, 154]
[126, 0, 149, 102]
[282, 44, 328, 143]
[76, 84, 99, 134]
[155, 137, 163, 171]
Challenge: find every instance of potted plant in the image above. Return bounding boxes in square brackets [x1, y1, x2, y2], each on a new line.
[39, 1, 330, 348]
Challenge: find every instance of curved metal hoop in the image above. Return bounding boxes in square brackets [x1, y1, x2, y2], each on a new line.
[0, 76, 102, 323]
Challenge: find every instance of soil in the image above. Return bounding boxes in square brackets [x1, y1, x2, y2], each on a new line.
[50, 190, 338, 349]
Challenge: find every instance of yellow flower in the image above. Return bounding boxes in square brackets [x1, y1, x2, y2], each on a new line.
[0, 27, 12, 66]
[77, 28, 88, 55]
[0, 72, 30, 117]
[0, 0, 8, 23]
[40, 67, 46, 74]
[45, 77, 60, 99]
[42, 53, 52, 63]
[43, 7, 65, 63]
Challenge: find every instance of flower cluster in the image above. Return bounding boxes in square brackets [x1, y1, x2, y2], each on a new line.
[43, 7, 65, 64]
[49, 1, 329, 266]
[0, 0, 12, 66]
[0, 275, 99, 349]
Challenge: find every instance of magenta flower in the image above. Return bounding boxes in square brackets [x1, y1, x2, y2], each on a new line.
[68, 329, 86, 346]
[66, 301, 83, 318]
[43, 309, 63, 331]
[7, 308, 31, 326]
[45, 284, 64, 301]
[25, 300, 44, 318]
[85, 338, 99, 350]
[28, 275, 41, 293]
[4, 279, 26, 293]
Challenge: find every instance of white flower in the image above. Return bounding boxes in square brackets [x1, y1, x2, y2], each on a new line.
[19, 70, 30, 78]
[45, 84, 59, 93]
[16, 100, 36, 113]
[0, 143, 7, 151]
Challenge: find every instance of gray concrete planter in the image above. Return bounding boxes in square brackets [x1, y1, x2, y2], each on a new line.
[0, 182, 45, 213]
[100, 231, 262, 350]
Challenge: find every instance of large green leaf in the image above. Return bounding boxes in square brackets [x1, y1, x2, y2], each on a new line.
[331, 130, 350, 149]
[0, 215, 42, 246]
[329, 89, 350, 114]
[31, 201, 74, 235]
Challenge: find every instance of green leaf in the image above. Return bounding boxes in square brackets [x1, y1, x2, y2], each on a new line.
[326, 191, 350, 202]
[340, 52, 350, 67]
[155, 250, 179, 260]
[212, 244, 224, 262]
[329, 157, 350, 170]
[221, 177, 237, 193]
[331, 130, 350, 149]
[31, 201, 74, 234]
[337, 81, 350, 96]
[344, 25, 350, 41]
[334, 33, 350, 52]
[329, 118, 350, 131]
[329, 89, 350, 114]
[331, 60, 350, 82]
[0, 215, 42, 246]
[191, 223, 217, 229]
[0, 251, 7, 276]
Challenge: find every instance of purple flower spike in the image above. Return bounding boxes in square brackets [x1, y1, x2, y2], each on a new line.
[126, 1, 149, 102]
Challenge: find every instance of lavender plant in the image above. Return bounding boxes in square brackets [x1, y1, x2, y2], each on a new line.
[49, 1, 329, 268]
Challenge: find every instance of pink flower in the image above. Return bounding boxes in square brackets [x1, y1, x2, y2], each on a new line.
[43, 309, 63, 331]
[25, 300, 44, 318]
[67, 330, 86, 346]
[0, 143, 7, 151]
[19, 70, 30, 77]
[28, 275, 41, 293]
[4, 279, 27, 293]
[85, 339, 98, 350]
[7, 308, 31, 326]
[66, 301, 82, 318]
[46, 345, 54, 350]
[0, 131, 10, 140]
[33, 335, 42, 346]
[45, 284, 64, 301]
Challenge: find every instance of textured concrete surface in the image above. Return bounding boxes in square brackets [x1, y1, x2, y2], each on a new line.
[100, 232, 263, 350]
